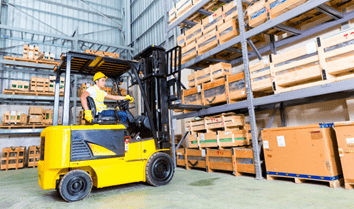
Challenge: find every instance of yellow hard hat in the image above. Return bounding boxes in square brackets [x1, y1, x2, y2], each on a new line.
[93, 72, 107, 82]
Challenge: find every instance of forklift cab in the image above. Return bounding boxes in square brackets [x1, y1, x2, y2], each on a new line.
[38, 46, 183, 202]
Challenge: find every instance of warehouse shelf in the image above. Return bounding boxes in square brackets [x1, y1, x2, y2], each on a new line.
[173, 77, 354, 120]
[0, 59, 56, 70]
[0, 128, 44, 135]
[165, 0, 354, 180]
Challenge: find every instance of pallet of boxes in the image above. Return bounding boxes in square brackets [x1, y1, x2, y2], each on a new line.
[2, 111, 27, 125]
[27, 146, 40, 168]
[1, 146, 26, 171]
[176, 113, 256, 176]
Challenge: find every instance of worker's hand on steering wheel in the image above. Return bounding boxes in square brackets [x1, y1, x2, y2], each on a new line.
[125, 95, 134, 103]
[84, 110, 93, 123]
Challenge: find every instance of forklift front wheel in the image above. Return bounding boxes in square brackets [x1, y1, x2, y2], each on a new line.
[58, 170, 93, 202]
[145, 152, 175, 186]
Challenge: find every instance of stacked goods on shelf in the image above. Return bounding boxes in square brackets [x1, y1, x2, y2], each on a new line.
[250, 27, 354, 95]
[28, 107, 43, 124]
[176, 147, 255, 175]
[10, 80, 29, 91]
[27, 146, 40, 168]
[49, 76, 65, 93]
[1, 146, 26, 171]
[177, 1, 267, 64]
[78, 83, 93, 97]
[169, 0, 226, 26]
[183, 62, 232, 110]
[5, 45, 59, 65]
[186, 113, 251, 149]
[42, 109, 53, 125]
[262, 123, 342, 188]
[102, 87, 112, 95]
[84, 49, 119, 58]
[333, 122, 354, 190]
[2, 111, 27, 125]
[202, 75, 229, 105]
[30, 77, 49, 92]
[228, 72, 246, 103]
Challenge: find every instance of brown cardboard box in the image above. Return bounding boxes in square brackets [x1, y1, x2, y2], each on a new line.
[29, 107, 43, 115]
[333, 122, 354, 189]
[262, 124, 342, 182]
[29, 115, 43, 124]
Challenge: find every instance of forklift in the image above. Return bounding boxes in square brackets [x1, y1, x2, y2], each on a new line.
[37, 45, 194, 202]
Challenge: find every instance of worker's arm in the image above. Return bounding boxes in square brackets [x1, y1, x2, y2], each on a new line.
[105, 94, 126, 100]
[80, 91, 91, 110]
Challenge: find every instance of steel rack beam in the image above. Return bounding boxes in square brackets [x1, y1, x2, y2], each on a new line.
[274, 24, 302, 35]
[0, 59, 55, 69]
[247, 39, 262, 60]
[317, 4, 343, 19]
[229, 10, 354, 65]
[181, 0, 331, 69]
[197, 9, 213, 16]
[0, 129, 44, 135]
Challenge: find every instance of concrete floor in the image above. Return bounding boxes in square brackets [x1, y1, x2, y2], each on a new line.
[0, 168, 353, 209]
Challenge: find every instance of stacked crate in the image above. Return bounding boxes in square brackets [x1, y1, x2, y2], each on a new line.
[1, 146, 26, 171]
[49, 76, 65, 93]
[28, 107, 43, 124]
[30, 77, 49, 92]
[1, 111, 27, 125]
[42, 109, 53, 125]
[10, 80, 29, 91]
[176, 112, 255, 176]
[78, 83, 92, 97]
[102, 87, 112, 95]
[250, 27, 354, 96]
[27, 146, 40, 168]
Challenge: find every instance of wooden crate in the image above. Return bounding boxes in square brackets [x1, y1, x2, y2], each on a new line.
[30, 77, 49, 92]
[42, 109, 53, 125]
[181, 38, 198, 64]
[102, 87, 112, 95]
[249, 59, 273, 93]
[27, 146, 40, 168]
[228, 72, 247, 103]
[182, 86, 203, 113]
[197, 129, 251, 149]
[204, 113, 245, 131]
[247, 0, 308, 28]
[2, 111, 21, 125]
[1, 147, 26, 171]
[188, 73, 196, 88]
[186, 118, 206, 133]
[188, 132, 200, 148]
[202, 76, 229, 105]
[176, 147, 256, 176]
[29, 107, 43, 115]
[194, 62, 231, 86]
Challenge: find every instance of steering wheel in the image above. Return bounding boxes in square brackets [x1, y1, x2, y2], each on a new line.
[116, 99, 130, 111]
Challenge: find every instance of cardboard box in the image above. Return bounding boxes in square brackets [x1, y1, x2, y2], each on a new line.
[29, 115, 43, 124]
[29, 107, 43, 115]
[333, 122, 354, 189]
[262, 124, 342, 181]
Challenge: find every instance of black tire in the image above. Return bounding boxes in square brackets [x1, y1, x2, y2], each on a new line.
[145, 152, 174, 186]
[58, 170, 93, 202]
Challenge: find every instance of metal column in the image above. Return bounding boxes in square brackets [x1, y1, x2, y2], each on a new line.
[53, 70, 61, 126]
[170, 109, 176, 168]
[236, 0, 262, 180]
[62, 55, 72, 126]
[72, 75, 78, 125]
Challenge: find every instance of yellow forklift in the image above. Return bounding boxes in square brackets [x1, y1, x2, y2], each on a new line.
[37, 46, 194, 202]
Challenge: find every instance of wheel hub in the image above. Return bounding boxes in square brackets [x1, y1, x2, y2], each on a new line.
[68, 178, 85, 195]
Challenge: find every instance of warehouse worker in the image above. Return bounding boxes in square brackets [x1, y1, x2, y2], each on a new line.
[81, 71, 134, 123]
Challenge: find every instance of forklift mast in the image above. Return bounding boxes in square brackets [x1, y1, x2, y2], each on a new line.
[134, 45, 182, 150]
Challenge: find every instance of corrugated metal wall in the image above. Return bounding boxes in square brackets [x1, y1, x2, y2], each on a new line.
[131, 0, 178, 54]
[1, 0, 123, 91]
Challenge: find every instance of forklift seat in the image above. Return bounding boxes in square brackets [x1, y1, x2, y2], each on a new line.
[86, 96, 125, 125]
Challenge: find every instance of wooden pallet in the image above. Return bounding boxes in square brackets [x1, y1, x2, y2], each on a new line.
[0, 124, 49, 129]
[3, 89, 64, 96]
[4, 56, 60, 65]
[176, 147, 256, 176]
[1, 147, 26, 171]
[266, 174, 343, 188]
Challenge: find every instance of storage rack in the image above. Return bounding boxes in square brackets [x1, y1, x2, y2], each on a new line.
[165, 0, 354, 179]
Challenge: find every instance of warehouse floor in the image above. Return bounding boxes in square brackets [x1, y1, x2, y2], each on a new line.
[1, 168, 353, 209]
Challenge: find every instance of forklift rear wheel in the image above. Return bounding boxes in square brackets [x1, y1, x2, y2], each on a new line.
[146, 152, 174, 186]
[58, 170, 93, 202]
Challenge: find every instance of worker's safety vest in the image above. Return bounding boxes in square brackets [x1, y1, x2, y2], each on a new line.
[93, 85, 107, 113]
